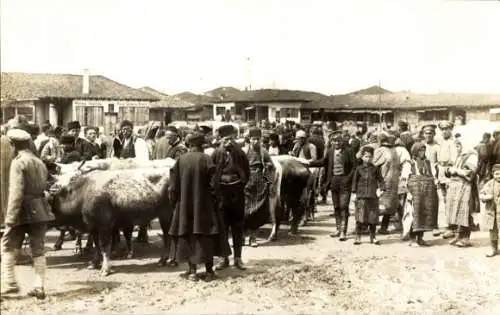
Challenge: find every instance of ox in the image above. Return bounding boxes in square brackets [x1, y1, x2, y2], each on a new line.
[245, 155, 311, 245]
[48, 168, 172, 276]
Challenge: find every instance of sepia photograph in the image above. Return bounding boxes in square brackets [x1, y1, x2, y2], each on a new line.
[1, 0, 499, 314]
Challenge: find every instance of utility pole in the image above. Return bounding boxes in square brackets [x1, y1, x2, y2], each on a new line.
[378, 80, 382, 134]
[246, 57, 252, 91]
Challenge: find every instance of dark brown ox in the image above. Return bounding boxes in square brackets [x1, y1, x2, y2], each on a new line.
[48, 168, 172, 276]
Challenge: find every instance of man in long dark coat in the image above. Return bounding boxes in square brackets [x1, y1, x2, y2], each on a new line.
[211, 125, 250, 270]
[168, 133, 226, 282]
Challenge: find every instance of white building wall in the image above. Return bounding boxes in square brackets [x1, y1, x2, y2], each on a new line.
[267, 102, 302, 123]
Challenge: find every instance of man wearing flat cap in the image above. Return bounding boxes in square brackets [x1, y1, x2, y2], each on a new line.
[307, 130, 357, 240]
[211, 124, 250, 270]
[436, 120, 459, 239]
[1, 129, 54, 299]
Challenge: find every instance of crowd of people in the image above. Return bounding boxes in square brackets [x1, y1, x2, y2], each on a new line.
[1, 114, 499, 298]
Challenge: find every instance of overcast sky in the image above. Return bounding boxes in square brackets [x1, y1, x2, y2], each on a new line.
[1, 0, 499, 95]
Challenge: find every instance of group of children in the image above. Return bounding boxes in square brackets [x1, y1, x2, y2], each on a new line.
[351, 142, 499, 258]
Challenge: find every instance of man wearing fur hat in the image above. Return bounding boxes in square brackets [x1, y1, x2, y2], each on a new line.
[308, 130, 357, 240]
[113, 120, 149, 162]
[58, 134, 83, 164]
[1, 129, 54, 299]
[436, 121, 459, 239]
[66, 120, 85, 157]
[211, 124, 250, 270]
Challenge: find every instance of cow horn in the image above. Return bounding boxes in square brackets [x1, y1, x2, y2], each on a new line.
[77, 160, 87, 171]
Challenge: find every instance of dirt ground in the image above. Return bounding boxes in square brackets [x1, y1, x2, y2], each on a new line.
[1, 199, 499, 315]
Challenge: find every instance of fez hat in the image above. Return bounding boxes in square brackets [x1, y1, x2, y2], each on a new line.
[492, 164, 500, 173]
[67, 121, 81, 131]
[187, 132, 205, 147]
[248, 127, 262, 138]
[60, 134, 76, 145]
[438, 121, 454, 130]
[269, 133, 279, 142]
[218, 125, 236, 138]
[6, 128, 31, 142]
[120, 120, 133, 129]
[326, 121, 337, 130]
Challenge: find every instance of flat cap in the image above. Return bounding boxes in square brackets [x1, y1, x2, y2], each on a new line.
[6, 128, 31, 142]
[421, 124, 437, 133]
[438, 121, 454, 130]
[165, 125, 178, 134]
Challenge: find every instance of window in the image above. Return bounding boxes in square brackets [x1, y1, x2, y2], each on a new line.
[75, 106, 104, 127]
[3, 107, 34, 123]
[118, 106, 149, 125]
[108, 104, 115, 113]
[282, 108, 299, 118]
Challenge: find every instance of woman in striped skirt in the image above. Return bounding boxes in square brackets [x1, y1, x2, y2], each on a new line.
[445, 140, 480, 248]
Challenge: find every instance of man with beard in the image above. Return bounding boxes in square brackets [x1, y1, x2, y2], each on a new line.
[168, 132, 227, 282]
[308, 131, 357, 241]
[155, 125, 187, 160]
[211, 125, 250, 270]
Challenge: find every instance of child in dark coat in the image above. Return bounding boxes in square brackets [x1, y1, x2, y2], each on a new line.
[351, 146, 385, 245]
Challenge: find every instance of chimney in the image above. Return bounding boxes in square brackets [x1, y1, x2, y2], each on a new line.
[82, 69, 90, 95]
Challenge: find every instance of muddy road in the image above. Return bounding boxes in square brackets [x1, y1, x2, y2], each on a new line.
[1, 201, 499, 315]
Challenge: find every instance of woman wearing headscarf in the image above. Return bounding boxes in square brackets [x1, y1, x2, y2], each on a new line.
[445, 139, 480, 247]
[373, 132, 401, 234]
[404, 142, 439, 247]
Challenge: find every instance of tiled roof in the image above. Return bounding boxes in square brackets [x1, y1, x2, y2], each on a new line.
[1, 72, 159, 104]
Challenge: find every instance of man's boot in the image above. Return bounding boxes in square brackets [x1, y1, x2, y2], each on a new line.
[486, 240, 498, 258]
[234, 257, 246, 270]
[215, 257, 230, 271]
[330, 214, 342, 238]
[27, 256, 46, 299]
[339, 213, 348, 241]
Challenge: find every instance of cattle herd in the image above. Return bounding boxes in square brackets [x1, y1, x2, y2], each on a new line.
[40, 154, 313, 277]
